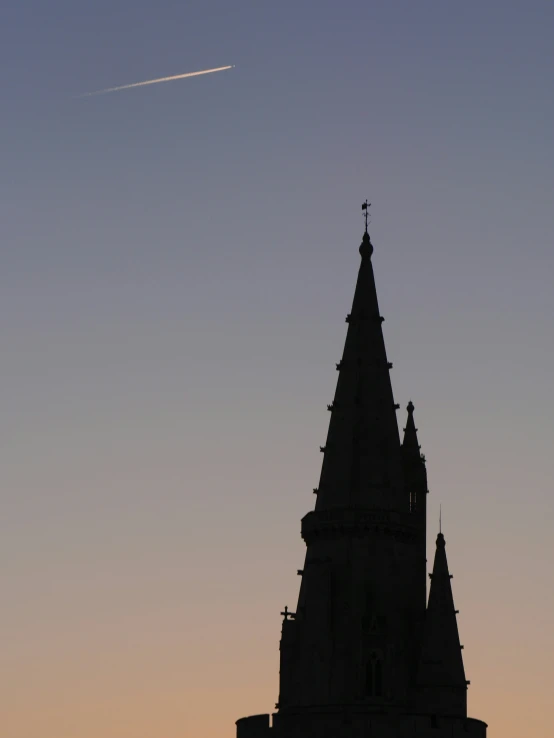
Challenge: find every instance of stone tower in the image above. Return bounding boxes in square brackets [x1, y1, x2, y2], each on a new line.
[235, 217, 487, 738]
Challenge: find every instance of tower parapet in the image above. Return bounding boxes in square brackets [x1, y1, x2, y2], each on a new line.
[236, 715, 272, 738]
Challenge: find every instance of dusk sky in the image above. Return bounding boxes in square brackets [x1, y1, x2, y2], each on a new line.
[2, 2, 554, 737]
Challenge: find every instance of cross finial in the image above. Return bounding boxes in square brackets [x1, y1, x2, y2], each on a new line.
[281, 606, 292, 620]
[362, 200, 371, 233]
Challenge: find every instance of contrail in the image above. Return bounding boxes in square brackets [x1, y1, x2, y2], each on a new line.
[80, 65, 234, 97]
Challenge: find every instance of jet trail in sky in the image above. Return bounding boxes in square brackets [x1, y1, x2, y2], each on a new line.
[80, 65, 234, 97]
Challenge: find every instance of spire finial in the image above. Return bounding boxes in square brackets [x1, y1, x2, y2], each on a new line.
[362, 200, 371, 233]
[437, 505, 445, 546]
[359, 201, 374, 258]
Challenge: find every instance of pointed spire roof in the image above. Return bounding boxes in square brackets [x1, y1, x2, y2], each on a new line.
[418, 531, 467, 692]
[401, 401, 423, 459]
[315, 224, 403, 512]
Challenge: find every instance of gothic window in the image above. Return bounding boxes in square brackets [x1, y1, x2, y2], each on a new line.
[375, 657, 383, 697]
[366, 659, 373, 697]
[362, 612, 379, 634]
[366, 650, 384, 698]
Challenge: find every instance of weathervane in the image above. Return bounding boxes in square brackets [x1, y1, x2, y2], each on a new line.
[362, 200, 371, 233]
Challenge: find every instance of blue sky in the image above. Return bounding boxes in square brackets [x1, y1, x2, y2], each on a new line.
[2, 3, 554, 737]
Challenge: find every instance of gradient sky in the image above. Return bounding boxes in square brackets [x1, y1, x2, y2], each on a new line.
[2, 2, 554, 737]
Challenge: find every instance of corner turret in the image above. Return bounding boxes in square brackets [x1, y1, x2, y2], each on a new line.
[401, 401, 428, 611]
[417, 531, 468, 717]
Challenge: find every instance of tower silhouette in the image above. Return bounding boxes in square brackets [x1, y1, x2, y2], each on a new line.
[235, 216, 487, 738]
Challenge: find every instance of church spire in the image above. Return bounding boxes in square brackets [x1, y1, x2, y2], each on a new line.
[236, 206, 488, 738]
[315, 208, 403, 511]
[417, 530, 468, 717]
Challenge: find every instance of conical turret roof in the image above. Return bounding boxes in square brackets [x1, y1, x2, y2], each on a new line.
[418, 531, 467, 689]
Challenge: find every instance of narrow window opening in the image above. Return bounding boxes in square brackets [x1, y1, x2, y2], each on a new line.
[375, 658, 383, 697]
[366, 651, 384, 698]
[366, 660, 373, 696]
